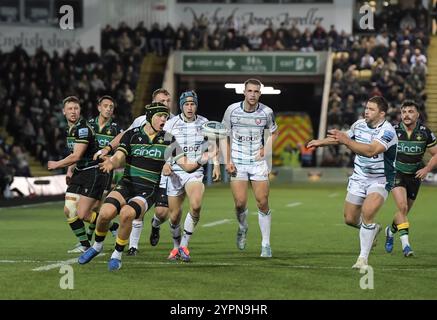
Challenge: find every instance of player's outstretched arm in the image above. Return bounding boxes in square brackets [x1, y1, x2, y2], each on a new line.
[306, 136, 339, 148]
[48, 143, 87, 170]
[175, 154, 205, 173]
[416, 145, 437, 179]
[329, 129, 386, 157]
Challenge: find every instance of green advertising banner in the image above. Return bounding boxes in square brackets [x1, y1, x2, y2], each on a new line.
[182, 54, 318, 74]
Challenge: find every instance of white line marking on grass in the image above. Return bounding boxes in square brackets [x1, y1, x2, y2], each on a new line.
[31, 253, 106, 271]
[73, 261, 437, 272]
[2, 258, 437, 273]
[32, 258, 79, 271]
[202, 219, 232, 227]
[0, 259, 43, 263]
[328, 193, 339, 198]
[0, 201, 64, 210]
[286, 202, 302, 208]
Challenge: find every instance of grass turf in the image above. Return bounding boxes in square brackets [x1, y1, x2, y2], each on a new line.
[1, 184, 437, 300]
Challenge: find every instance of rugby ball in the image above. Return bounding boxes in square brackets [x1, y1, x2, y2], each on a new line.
[201, 121, 229, 139]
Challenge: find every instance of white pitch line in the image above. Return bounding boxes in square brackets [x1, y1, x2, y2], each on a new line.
[202, 219, 232, 227]
[286, 202, 302, 208]
[0, 201, 63, 210]
[0, 259, 43, 263]
[1, 259, 437, 273]
[32, 258, 79, 271]
[328, 193, 339, 198]
[31, 253, 106, 271]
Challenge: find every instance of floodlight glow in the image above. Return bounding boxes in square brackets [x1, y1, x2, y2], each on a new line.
[224, 83, 281, 95]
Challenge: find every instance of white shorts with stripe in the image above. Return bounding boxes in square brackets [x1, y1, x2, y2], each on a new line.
[231, 161, 269, 181]
[346, 177, 388, 205]
[166, 170, 204, 197]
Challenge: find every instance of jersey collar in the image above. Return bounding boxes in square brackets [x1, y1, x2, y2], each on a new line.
[367, 119, 385, 129]
[240, 101, 259, 113]
[179, 113, 197, 123]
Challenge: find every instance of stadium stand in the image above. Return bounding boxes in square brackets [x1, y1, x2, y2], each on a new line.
[0, 3, 433, 176]
[325, 5, 431, 166]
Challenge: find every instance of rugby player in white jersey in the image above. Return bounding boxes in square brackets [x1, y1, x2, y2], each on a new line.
[164, 90, 221, 261]
[222, 79, 279, 258]
[308, 96, 398, 269]
[94, 88, 173, 255]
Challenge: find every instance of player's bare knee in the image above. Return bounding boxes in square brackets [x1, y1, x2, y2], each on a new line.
[397, 203, 409, 215]
[99, 206, 115, 222]
[120, 207, 136, 224]
[190, 201, 202, 214]
[256, 200, 269, 212]
[191, 206, 201, 216]
[155, 206, 168, 219]
[76, 207, 92, 221]
[344, 214, 359, 226]
[169, 212, 181, 225]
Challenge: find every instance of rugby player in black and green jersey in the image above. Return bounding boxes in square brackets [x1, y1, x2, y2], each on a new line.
[78, 102, 212, 271]
[48, 96, 106, 253]
[86, 95, 123, 241]
[385, 100, 437, 256]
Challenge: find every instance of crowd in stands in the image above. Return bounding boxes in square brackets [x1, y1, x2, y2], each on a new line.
[0, 2, 432, 182]
[0, 26, 141, 175]
[323, 4, 430, 167]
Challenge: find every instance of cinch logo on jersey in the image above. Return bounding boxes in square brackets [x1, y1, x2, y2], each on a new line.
[397, 143, 424, 154]
[67, 137, 75, 151]
[132, 145, 165, 159]
[96, 135, 111, 148]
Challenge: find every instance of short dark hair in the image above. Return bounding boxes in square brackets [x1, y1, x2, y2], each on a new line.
[368, 96, 388, 113]
[401, 100, 419, 111]
[63, 96, 80, 107]
[244, 78, 262, 88]
[152, 88, 170, 100]
[98, 95, 116, 107]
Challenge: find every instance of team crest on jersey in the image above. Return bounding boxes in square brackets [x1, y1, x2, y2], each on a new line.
[416, 133, 423, 141]
[107, 130, 111, 135]
[255, 118, 262, 125]
[157, 137, 164, 144]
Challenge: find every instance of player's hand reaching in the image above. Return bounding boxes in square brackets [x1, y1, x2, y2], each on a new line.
[66, 172, 73, 185]
[306, 140, 321, 148]
[255, 147, 265, 161]
[226, 162, 237, 177]
[93, 148, 109, 161]
[47, 161, 58, 170]
[212, 163, 221, 182]
[327, 129, 349, 144]
[415, 167, 430, 180]
[99, 157, 114, 173]
[162, 163, 173, 176]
